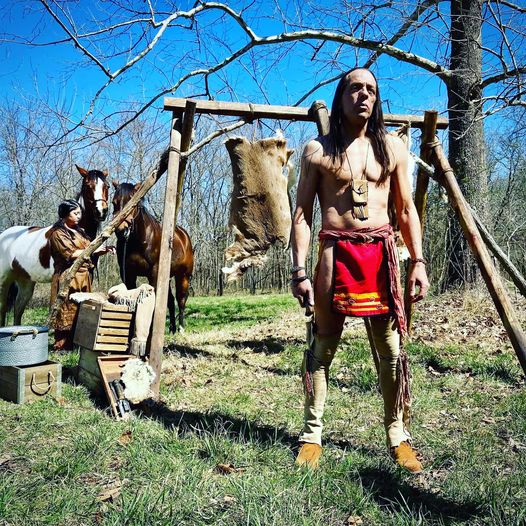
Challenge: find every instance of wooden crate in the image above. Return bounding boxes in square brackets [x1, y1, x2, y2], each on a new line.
[0, 360, 62, 404]
[77, 349, 134, 419]
[78, 348, 106, 397]
[98, 355, 134, 420]
[73, 300, 133, 352]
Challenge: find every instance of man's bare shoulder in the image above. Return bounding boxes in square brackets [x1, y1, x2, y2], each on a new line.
[385, 133, 408, 168]
[385, 133, 407, 154]
[302, 137, 326, 163]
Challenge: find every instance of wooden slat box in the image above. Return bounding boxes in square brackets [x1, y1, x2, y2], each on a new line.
[73, 300, 133, 352]
[77, 349, 135, 419]
[0, 360, 62, 404]
[78, 347, 127, 397]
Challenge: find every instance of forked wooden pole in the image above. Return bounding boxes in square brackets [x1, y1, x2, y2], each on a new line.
[149, 103, 196, 397]
[405, 110, 438, 333]
[309, 100, 330, 135]
[429, 141, 526, 375]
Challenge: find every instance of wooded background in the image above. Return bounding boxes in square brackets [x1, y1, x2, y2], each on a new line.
[0, 0, 524, 298]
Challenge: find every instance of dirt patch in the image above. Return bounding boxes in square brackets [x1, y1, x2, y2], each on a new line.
[412, 288, 526, 352]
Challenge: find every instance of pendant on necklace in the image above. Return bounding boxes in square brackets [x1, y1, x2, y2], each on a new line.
[345, 141, 370, 221]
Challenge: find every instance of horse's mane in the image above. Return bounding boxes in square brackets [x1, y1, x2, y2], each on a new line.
[116, 182, 156, 223]
[117, 182, 145, 206]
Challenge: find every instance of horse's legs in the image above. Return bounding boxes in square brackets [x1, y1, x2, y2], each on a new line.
[124, 272, 137, 291]
[175, 273, 191, 332]
[147, 268, 176, 334]
[0, 274, 14, 326]
[167, 283, 177, 334]
[13, 279, 35, 326]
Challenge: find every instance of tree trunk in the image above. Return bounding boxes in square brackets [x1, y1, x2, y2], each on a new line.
[444, 0, 488, 289]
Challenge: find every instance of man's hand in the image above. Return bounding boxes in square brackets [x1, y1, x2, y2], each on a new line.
[407, 262, 429, 303]
[291, 278, 315, 309]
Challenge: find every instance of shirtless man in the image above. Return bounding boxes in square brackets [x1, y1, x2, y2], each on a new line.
[291, 68, 429, 473]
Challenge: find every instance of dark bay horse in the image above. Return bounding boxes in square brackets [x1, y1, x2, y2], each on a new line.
[0, 165, 109, 326]
[112, 181, 194, 332]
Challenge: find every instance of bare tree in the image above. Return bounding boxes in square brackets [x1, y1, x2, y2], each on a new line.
[1, 0, 525, 288]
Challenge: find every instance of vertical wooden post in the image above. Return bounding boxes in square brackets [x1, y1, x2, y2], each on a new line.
[149, 113, 183, 397]
[309, 100, 330, 135]
[430, 141, 526, 375]
[149, 102, 197, 397]
[405, 110, 438, 333]
[414, 111, 438, 227]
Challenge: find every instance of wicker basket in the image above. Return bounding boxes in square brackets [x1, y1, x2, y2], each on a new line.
[0, 325, 49, 366]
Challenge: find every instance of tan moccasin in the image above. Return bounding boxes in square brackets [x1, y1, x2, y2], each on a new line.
[391, 441, 423, 473]
[296, 442, 322, 468]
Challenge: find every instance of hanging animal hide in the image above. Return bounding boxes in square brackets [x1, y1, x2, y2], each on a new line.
[223, 136, 294, 282]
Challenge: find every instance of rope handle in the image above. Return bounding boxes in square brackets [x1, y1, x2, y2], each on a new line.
[30, 371, 55, 396]
[10, 328, 39, 341]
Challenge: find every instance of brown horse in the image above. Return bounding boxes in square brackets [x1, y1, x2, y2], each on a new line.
[112, 181, 194, 333]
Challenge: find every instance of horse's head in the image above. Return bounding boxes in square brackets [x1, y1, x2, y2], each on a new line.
[112, 180, 142, 235]
[76, 165, 110, 222]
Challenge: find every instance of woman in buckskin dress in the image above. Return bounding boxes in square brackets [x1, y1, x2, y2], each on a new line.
[49, 199, 115, 351]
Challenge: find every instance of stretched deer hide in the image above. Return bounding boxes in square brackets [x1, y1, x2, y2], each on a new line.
[223, 136, 294, 282]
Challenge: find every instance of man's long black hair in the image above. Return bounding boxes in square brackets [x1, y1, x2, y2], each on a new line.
[327, 67, 390, 185]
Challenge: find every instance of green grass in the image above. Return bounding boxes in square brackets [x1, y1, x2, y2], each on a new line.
[182, 293, 296, 332]
[1, 293, 525, 525]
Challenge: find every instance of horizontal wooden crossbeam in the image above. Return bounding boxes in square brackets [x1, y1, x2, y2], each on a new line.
[163, 98, 448, 129]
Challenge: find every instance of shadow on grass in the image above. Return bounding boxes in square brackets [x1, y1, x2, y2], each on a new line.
[138, 398, 376, 457]
[359, 467, 483, 524]
[420, 355, 521, 385]
[225, 337, 288, 355]
[138, 400, 483, 523]
[165, 343, 215, 359]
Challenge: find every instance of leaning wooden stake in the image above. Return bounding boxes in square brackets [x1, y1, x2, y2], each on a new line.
[429, 140, 526, 375]
[470, 206, 526, 299]
[404, 110, 438, 333]
[149, 102, 196, 398]
[48, 150, 170, 327]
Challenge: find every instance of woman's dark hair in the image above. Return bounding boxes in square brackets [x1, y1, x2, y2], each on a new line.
[58, 199, 82, 219]
[327, 67, 390, 184]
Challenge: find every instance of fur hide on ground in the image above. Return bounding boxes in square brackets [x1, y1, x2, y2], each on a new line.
[121, 358, 156, 403]
[223, 136, 294, 282]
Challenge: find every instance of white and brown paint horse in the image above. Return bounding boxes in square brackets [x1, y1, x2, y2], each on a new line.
[0, 165, 109, 326]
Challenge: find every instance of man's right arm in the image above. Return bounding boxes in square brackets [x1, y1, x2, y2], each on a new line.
[290, 140, 322, 308]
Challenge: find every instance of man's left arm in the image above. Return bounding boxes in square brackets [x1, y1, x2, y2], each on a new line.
[390, 136, 430, 303]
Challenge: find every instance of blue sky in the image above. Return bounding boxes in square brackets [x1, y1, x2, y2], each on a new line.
[0, 0, 520, 140]
[0, 2, 449, 119]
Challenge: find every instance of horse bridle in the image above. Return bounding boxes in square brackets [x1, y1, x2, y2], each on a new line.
[80, 175, 109, 210]
[118, 201, 142, 237]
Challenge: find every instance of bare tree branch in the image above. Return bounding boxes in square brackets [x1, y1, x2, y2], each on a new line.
[482, 66, 526, 88]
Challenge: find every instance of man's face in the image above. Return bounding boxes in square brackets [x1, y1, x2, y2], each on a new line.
[340, 69, 378, 123]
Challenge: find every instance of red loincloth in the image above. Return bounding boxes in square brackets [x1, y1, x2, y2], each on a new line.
[332, 238, 390, 317]
[319, 224, 407, 335]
